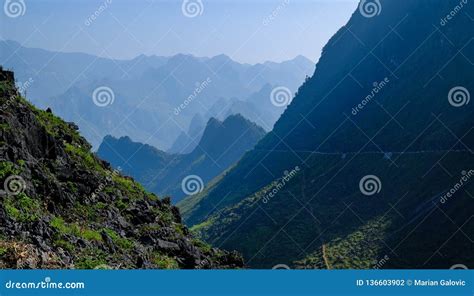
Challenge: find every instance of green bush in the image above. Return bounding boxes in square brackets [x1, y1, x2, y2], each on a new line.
[4, 194, 41, 222]
[0, 161, 21, 179]
[152, 252, 179, 269]
[103, 228, 134, 249]
[50, 216, 102, 242]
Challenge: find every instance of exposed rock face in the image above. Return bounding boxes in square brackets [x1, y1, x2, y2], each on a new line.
[0, 67, 243, 269]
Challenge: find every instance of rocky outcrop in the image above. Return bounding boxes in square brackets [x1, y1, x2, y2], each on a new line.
[0, 67, 243, 269]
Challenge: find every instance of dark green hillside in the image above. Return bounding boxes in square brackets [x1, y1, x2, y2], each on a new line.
[0, 67, 242, 269]
[180, 0, 474, 268]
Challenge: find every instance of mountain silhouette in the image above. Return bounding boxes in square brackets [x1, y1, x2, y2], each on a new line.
[98, 114, 266, 203]
[179, 0, 474, 269]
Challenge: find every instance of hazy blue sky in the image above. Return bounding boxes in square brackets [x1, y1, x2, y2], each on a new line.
[0, 0, 358, 64]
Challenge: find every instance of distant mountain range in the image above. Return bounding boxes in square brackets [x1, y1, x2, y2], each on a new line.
[97, 114, 266, 203]
[167, 83, 285, 154]
[179, 0, 474, 269]
[0, 40, 313, 150]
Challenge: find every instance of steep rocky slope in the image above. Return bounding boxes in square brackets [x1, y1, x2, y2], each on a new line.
[0, 67, 242, 269]
[180, 0, 474, 268]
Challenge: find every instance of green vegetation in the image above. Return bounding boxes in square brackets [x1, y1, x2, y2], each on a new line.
[156, 209, 176, 225]
[64, 143, 103, 172]
[0, 161, 21, 179]
[0, 123, 10, 131]
[0, 80, 11, 93]
[138, 224, 162, 235]
[111, 174, 148, 200]
[103, 228, 134, 250]
[50, 216, 78, 235]
[0, 246, 7, 257]
[4, 193, 42, 222]
[50, 217, 102, 242]
[190, 217, 215, 234]
[81, 229, 102, 242]
[298, 217, 391, 269]
[75, 249, 108, 269]
[151, 252, 179, 269]
[173, 223, 186, 236]
[66, 181, 78, 193]
[73, 202, 109, 222]
[191, 238, 212, 253]
[34, 107, 81, 144]
[51, 218, 133, 250]
[53, 239, 75, 252]
[115, 198, 128, 211]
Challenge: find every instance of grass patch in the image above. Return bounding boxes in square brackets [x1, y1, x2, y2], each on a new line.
[103, 228, 134, 250]
[325, 217, 390, 269]
[190, 217, 215, 233]
[0, 161, 21, 179]
[115, 199, 128, 211]
[112, 175, 147, 199]
[34, 107, 82, 143]
[82, 229, 102, 241]
[64, 143, 103, 172]
[75, 249, 107, 269]
[53, 239, 75, 252]
[151, 252, 179, 269]
[157, 210, 175, 225]
[192, 238, 212, 253]
[0, 246, 7, 257]
[50, 216, 102, 242]
[4, 193, 42, 222]
[67, 181, 78, 193]
[0, 123, 10, 131]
